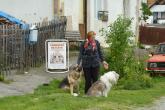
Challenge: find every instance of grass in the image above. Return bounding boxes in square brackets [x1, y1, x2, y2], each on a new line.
[0, 77, 165, 110]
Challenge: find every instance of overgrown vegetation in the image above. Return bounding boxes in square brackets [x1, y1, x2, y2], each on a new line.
[0, 51, 4, 81]
[140, 2, 152, 22]
[101, 16, 153, 90]
[0, 74, 4, 81]
[0, 77, 164, 110]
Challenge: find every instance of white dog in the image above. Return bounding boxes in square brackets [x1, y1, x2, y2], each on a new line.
[86, 71, 119, 97]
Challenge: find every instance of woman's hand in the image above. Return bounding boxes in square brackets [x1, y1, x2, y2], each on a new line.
[103, 61, 109, 70]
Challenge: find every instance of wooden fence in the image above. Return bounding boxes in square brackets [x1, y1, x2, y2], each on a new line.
[0, 16, 67, 78]
[139, 25, 165, 45]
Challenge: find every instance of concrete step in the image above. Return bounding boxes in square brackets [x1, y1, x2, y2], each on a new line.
[65, 31, 81, 41]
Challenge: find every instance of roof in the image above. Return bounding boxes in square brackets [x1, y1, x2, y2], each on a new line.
[150, 5, 165, 12]
[147, 0, 156, 6]
[149, 0, 165, 8]
[0, 11, 28, 29]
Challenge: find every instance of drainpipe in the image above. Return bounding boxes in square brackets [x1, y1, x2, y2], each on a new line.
[136, 0, 140, 45]
[84, 0, 87, 39]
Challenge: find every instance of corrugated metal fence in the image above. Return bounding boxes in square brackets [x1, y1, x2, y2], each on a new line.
[0, 17, 66, 78]
[139, 25, 165, 45]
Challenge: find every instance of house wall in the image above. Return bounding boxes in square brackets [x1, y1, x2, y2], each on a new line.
[0, 0, 54, 23]
[64, 0, 83, 31]
[86, 0, 123, 47]
[61, 0, 143, 46]
[79, 0, 84, 24]
[149, 5, 165, 24]
[86, 0, 142, 47]
[129, 0, 139, 35]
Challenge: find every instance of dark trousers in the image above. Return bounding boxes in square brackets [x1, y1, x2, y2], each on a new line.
[83, 66, 100, 94]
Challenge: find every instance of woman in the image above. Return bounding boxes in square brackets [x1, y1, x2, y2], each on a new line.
[77, 31, 109, 94]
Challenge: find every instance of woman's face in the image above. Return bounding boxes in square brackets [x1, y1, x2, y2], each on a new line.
[91, 35, 95, 39]
[88, 35, 95, 41]
[87, 31, 96, 40]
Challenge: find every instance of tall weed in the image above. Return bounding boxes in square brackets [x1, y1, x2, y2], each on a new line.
[101, 16, 153, 89]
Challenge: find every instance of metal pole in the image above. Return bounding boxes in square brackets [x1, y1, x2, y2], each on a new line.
[84, 0, 87, 39]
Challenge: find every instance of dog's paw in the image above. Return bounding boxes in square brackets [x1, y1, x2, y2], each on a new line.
[73, 93, 78, 97]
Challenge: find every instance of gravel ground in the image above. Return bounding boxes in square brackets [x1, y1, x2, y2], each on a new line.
[137, 97, 165, 110]
[0, 52, 78, 97]
[0, 65, 68, 97]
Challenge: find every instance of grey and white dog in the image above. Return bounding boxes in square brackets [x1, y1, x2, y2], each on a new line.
[86, 71, 119, 97]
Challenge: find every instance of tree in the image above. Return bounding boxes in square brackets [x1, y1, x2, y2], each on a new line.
[101, 16, 153, 90]
[101, 16, 133, 77]
[140, 2, 152, 22]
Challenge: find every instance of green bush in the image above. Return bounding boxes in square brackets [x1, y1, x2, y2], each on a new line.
[121, 55, 153, 90]
[121, 74, 153, 90]
[137, 42, 145, 49]
[122, 79, 142, 90]
[101, 16, 153, 90]
[140, 2, 152, 22]
[101, 16, 134, 77]
[0, 75, 4, 81]
[140, 74, 153, 88]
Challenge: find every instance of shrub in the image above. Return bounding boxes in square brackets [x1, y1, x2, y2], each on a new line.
[101, 16, 134, 77]
[121, 74, 153, 90]
[122, 79, 142, 90]
[140, 2, 152, 22]
[0, 75, 4, 81]
[101, 16, 153, 90]
[140, 74, 153, 88]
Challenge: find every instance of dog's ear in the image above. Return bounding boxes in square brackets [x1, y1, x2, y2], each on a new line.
[77, 66, 82, 72]
[73, 66, 77, 70]
[69, 65, 77, 70]
[113, 71, 120, 79]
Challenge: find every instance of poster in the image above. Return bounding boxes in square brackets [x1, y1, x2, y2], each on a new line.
[47, 41, 66, 69]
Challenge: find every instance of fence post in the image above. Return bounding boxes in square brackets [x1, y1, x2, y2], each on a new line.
[0, 17, 67, 75]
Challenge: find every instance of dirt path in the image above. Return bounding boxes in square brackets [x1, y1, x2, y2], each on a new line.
[137, 97, 165, 110]
[0, 53, 78, 97]
[0, 66, 67, 97]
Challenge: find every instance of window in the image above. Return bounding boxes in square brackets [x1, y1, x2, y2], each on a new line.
[156, 12, 165, 19]
[161, 12, 165, 19]
[158, 12, 161, 19]
[98, 11, 108, 22]
[94, 0, 108, 21]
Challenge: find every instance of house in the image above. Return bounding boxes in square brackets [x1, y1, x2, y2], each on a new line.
[147, 0, 156, 6]
[139, 0, 165, 45]
[147, 0, 165, 24]
[0, 0, 144, 46]
[0, 0, 54, 23]
[86, 0, 144, 46]
[54, 0, 146, 46]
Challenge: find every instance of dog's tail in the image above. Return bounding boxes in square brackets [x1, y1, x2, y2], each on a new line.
[58, 77, 69, 88]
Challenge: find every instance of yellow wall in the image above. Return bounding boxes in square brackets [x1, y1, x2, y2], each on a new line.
[79, 0, 84, 24]
[53, 0, 64, 16]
